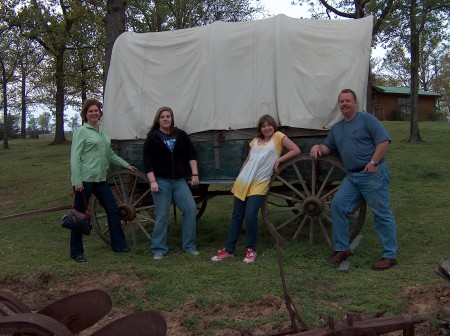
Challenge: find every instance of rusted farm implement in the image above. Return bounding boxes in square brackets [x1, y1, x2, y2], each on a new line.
[236, 237, 424, 336]
[0, 289, 167, 335]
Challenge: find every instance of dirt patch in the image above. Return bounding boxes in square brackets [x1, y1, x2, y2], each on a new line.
[1, 271, 448, 335]
[399, 284, 450, 336]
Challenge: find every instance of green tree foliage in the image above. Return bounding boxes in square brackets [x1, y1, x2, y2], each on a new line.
[384, 0, 449, 142]
[37, 111, 53, 133]
[68, 114, 81, 132]
[6, 0, 105, 144]
[0, 26, 21, 149]
[126, 0, 263, 32]
[65, 2, 104, 105]
[431, 53, 450, 117]
[0, 113, 20, 139]
[26, 114, 40, 138]
[292, 0, 397, 37]
[18, 40, 46, 138]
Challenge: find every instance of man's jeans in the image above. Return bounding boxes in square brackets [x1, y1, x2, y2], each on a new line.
[225, 195, 264, 253]
[70, 181, 129, 258]
[151, 178, 197, 255]
[331, 163, 398, 259]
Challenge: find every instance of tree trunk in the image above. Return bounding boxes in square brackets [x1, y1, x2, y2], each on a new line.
[104, 0, 127, 90]
[355, 0, 365, 18]
[81, 58, 87, 102]
[366, 67, 373, 113]
[52, 53, 67, 144]
[21, 60, 27, 139]
[409, 0, 422, 143]
[2, 61, 9, 149]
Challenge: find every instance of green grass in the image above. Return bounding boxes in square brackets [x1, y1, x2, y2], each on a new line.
[1, 122, 449, 335]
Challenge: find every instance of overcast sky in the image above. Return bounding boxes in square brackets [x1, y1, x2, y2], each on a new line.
[255, 0, 311, 19]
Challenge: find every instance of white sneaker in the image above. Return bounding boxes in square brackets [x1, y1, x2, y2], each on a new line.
[187, 250, 200, 256]
[154, 253, 164, 260]
[243, 248, 257, 263]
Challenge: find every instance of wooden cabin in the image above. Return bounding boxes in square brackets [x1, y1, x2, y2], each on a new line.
[371, 86, 442, 121]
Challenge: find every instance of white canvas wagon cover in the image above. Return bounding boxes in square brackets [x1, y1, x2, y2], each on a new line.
[103, 14, 373, 140]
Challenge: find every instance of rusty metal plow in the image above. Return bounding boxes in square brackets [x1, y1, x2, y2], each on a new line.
[0, 289, 167, 335]
[241, 237, 423, 336]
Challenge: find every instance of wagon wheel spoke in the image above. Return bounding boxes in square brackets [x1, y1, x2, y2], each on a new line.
[316, 165, 335, 198]
[129, 174, 140, 204]
[320, 185, 340, 202]
[111, 174, 127, 204]
[135, 204, 155, 214]
[311, 159, 317, 195]
[275, 175, 306, 200]
[267, 191, 304, 204]
[262, 154, 366, 245]
[292, 162, 310, 197]
[95, 212, 107, 220]
[133, 188, 151, 207]
[121, 219, 138, 246]
[317, 216, 332, 246]
[293, 214, 309, 240]
[135, 211, 155, 225]
[90, 169, 154, 246]
[128, 216, 152, 239]
[273, 210, 304, 232]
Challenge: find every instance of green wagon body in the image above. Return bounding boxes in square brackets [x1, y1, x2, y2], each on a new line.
[111, 127, 331, 184]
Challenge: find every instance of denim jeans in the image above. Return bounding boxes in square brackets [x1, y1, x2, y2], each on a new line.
[331, 163, 398, 259]
[224, 195, 265, 254]
[70, 181, 129, 258]
[151, 178, 197, 255]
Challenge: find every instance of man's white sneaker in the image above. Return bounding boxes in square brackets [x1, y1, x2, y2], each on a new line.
[211, 248, 234, 261]
[187, 250, 200, 256]
[243, 248, 257, 263]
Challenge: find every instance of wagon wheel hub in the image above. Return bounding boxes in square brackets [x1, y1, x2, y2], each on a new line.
[118, 203, 136, 221]
[303, 196, 323, 216]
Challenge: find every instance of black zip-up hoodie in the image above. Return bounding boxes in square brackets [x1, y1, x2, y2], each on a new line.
[143, 127, 197, 179]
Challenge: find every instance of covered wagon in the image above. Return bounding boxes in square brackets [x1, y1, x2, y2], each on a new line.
[94, 14, 373, 246]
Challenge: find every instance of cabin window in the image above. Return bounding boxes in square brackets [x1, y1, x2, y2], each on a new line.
[398, 97, 411, 115]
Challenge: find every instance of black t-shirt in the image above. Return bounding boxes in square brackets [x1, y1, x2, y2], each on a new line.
[157, 130, 177, 153]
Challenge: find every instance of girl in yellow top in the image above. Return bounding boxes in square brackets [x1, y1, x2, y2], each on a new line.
[211, 115, 300, 263]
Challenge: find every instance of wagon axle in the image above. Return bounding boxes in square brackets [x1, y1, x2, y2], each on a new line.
[303, 196, 323, 216]
[118, 203, 136, 221]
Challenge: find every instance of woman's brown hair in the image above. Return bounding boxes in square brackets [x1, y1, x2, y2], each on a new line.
[150, 106, 175, 134]
[80, 98, 103, 123]
[256, 114, 278, 139]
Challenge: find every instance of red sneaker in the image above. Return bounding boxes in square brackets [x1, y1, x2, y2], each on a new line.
[243, 248, 257, 263]
[211, 248, 234, 261]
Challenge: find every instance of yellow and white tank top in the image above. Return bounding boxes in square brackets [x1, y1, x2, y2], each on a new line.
[231, 131, 285, 200]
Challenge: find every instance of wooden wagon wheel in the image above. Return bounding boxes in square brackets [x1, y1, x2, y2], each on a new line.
[90, 169, 154, 246]
[91, 170, 209, 246]
[262, 154, 366, 246]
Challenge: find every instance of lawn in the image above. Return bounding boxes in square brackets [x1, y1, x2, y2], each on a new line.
[0, 121, 449, 335]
